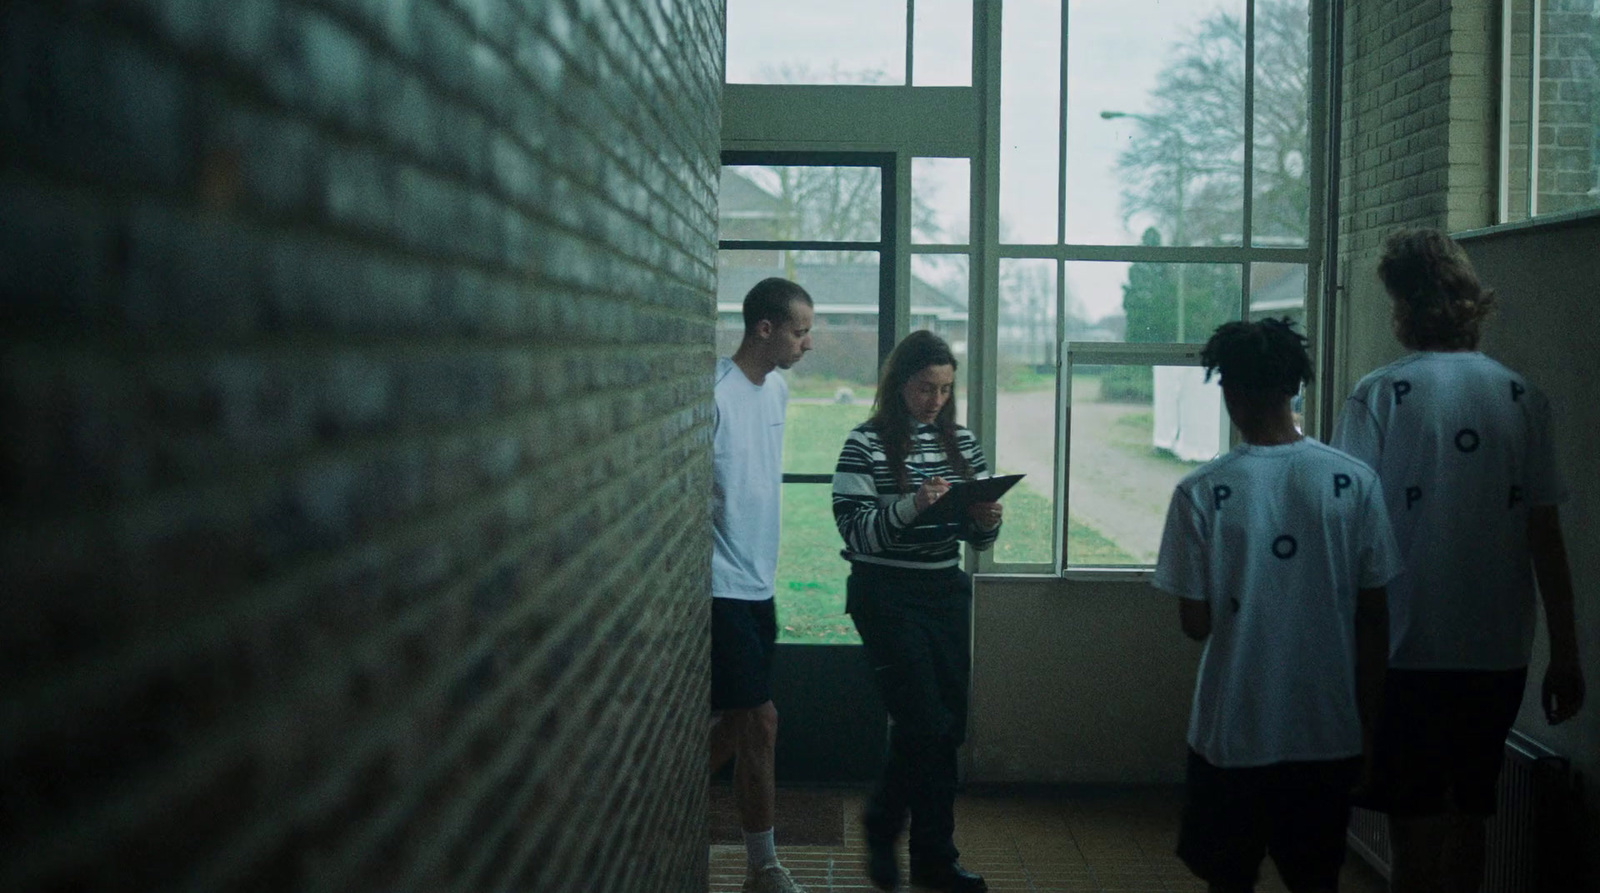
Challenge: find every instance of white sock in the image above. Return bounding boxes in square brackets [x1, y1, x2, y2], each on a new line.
[744, 828, 778, 870]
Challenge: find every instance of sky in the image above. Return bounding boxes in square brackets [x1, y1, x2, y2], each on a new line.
[724, 0, 1253, 322]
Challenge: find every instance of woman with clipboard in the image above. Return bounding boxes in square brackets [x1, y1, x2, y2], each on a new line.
[831, 330, 1009, 893]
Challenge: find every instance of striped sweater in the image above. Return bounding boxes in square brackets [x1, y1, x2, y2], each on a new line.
[832, 421, 1001, 569]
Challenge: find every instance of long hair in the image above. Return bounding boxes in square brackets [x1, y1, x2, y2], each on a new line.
[867, 330, 971, 492]
[1378, 228, 1496, 350]
[1200, 317, 1313, 396]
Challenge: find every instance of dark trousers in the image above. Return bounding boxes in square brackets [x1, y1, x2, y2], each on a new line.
[847, 564, 972, 866]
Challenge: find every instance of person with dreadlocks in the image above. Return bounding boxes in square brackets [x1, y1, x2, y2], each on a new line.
[831, 330, 1002, 893]
[1155, 318, 1402, 893]
[1332, 228, 1584, 893]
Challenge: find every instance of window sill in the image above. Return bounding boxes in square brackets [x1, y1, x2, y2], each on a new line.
[1454, 206, 1600, 244]
[975, 567, 1156, 584]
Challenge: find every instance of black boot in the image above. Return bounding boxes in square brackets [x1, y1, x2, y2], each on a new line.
[908, 860, 987, 893]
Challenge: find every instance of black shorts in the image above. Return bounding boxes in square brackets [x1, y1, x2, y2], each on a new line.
[1360, 667, 1528, 817]
[710, 597, 778, 711]
[1178, 749, 1362, 891]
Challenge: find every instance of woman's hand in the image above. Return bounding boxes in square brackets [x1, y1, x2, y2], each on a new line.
[914, 476, 951, 512]
[968, 500, 1003, 530]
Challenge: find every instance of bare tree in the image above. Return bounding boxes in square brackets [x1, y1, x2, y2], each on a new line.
[1113, 0, 1310, 246]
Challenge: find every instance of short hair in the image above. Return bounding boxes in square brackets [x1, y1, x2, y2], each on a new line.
[1377, 228, 1496, 350]
[1200, 317, 1313, 397]
[742, 278, 813, 333]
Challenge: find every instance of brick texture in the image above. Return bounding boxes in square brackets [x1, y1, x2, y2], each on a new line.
[1334, 0, 1498, 389]
[0, 1, 722, 891]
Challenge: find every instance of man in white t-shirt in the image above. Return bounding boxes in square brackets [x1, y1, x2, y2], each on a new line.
[1156, 318, 1402, 893]
[1332, 229, 1585, 893]
[710, 277, 814, 893]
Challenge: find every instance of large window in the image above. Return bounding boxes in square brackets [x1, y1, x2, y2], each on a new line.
[1499, 0, 1600, 223]
[726, 0, 973, 86]
[722, 0, 1326, 592]
[992, 0, 1317, 571]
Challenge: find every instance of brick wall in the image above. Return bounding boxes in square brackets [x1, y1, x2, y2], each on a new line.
[1535, 0, 1600, 214]
[0, 1, 722, 891]
[1335, 0, 1496, 390]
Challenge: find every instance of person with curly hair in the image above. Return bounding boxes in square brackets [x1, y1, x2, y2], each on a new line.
[1156, 318, 1401, 893]
[1333, 228, 1585, 893]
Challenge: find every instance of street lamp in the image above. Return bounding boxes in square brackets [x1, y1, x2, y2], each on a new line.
[1101, 109, 1189, 342]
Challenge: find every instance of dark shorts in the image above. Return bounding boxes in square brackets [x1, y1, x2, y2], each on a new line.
[1178, 749, 1362, 891]
[710, 597, 778, 711]
[1360, 667, 1528, 817]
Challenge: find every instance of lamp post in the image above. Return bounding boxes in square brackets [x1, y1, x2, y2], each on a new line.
[1101, 110, 1189, 342]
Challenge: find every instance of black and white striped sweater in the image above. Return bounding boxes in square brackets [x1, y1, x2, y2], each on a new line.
[832, 421, 1000, 570]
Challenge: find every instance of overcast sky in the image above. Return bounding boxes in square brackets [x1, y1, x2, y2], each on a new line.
[725, 0, 1249, 321]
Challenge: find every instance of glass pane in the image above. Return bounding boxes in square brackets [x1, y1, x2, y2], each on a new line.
[1504, 0, 1535, 222]
[994, 259, 1058, 565]
[777, 484, 861, 643]
[913, 0, 973, 86]
[1253, 0, 1311, 246]
[719, 250, 883, 475]
[1535, 0, 1600, 216]
[1000, 0, 1061, 244]
[721, 165, 883, 243]
[1248, 262, 1307, 324]
[912, 158, 972, 244]
[911, 254, 971, 425]
[1065, 261, 1242, 344]
[1066, 0, 1248, 246]
[726, 0, 907, 85]
[1067, 363, 1226, 566]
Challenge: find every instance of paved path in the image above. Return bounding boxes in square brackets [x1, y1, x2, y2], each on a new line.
[994, 388, 1200, 564]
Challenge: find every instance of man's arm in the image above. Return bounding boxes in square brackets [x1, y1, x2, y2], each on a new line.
[1529, 505, 1585, 724]
[1179, 598, 1211, 642]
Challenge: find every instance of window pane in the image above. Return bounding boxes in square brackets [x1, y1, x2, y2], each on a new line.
[1248, 262, 1307, 323]
[778, 484, 861, 644]
[911, 254, 971, 425]
[1000, 0, 1061, 244]
[726, 0, 907, 85]
[994, 259, 1058, 565]
[719, 250, 882, 475]
[1067, 364, 1226, 567]
[912, 158, 972, 244]
[914, 0, 973, 86]
[721, 166, 884, 243]
[1065, 261, 1241, 344]
[1066, 0, 1248, 246]
[1534, 0, 1600, 216]
[1253, 0, 1312, 246]
[1505, 0, 1535, 222]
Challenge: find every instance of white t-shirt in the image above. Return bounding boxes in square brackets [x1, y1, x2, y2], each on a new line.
[711, 357, 788, 601]
[1332, 351, 1568, 670]
[1154, 439, 1403, 768]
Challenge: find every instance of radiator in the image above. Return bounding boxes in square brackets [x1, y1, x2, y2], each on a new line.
[1347, 730, 1582, 892]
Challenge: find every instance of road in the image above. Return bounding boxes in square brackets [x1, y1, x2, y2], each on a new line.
[994, 388, 1200, 564]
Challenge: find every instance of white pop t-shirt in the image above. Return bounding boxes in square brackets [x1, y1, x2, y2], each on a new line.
[1154, 439, 1404, 768]
[1332, 351, 1568, 670]
[711, 357, 788, 601]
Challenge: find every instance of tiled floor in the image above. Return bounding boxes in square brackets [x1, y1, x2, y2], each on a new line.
[710, 788, 1389, 892]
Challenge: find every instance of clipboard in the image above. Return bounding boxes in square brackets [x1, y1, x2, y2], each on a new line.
[913, 473, 1025, 525]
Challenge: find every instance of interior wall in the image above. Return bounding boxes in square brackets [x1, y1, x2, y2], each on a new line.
[0, 2, 722, 891]
[969, 578, 1200, 785]
[1457, 215, 1600, 880]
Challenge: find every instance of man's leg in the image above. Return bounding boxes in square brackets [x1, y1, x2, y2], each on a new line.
[733, 700, 779, 835]
[711, 710, 740, 774]
[1388, 816, 1448, 893]
[1438, 810, 1487, 893]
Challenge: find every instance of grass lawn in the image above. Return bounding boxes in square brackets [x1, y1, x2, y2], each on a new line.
[774, 403, 1133, 643]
